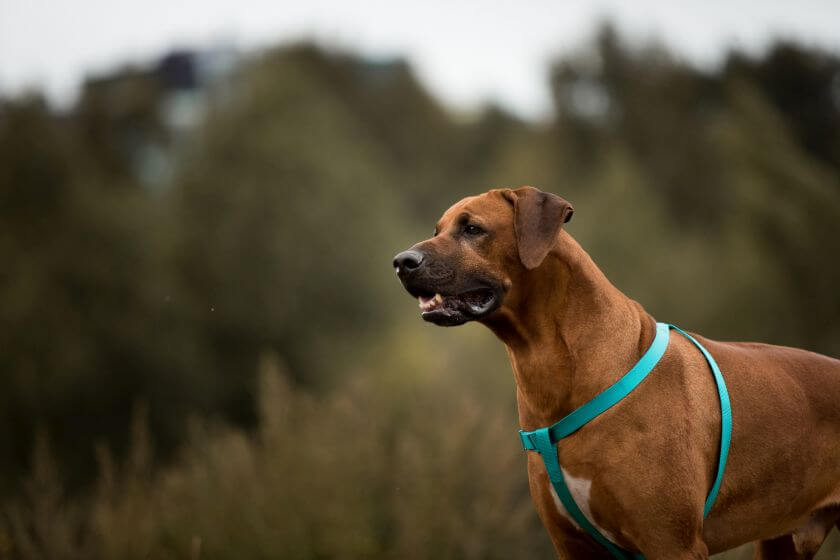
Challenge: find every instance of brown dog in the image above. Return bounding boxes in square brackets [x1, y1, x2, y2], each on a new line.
[393, 186, 840, 559]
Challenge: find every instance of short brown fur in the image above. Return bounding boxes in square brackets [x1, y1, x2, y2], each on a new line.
[397, 186, 840, 559]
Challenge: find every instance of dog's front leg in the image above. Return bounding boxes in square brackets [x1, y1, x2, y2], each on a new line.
[639, 537, 709, 560]
[631, 518, 709, 560]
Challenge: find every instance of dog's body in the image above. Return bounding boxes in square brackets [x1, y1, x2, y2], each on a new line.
[393, 187, 840, 559]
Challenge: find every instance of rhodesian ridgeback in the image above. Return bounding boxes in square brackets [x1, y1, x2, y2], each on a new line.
[393, 186, 840, 559]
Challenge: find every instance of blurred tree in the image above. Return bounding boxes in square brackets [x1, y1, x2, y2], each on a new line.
[75, 68, 170, 183]
[726, 42, 840, 172]
[547, 26, 840, 353]
[171, 46, 418, 421]
[0, 92, 202, 493]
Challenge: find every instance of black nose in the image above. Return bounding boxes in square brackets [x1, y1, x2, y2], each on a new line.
[393, 250, 424, 274]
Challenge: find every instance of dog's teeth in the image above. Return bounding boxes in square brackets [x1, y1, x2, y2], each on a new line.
[434, 293, 443, 303]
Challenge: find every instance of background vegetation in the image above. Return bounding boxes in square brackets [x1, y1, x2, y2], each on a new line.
[1, 25, 839, 558]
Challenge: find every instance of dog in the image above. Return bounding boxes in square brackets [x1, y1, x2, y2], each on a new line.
[393, 186, 840, 559]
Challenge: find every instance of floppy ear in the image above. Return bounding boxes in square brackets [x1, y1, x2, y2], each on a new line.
[503, 186, 574, 270]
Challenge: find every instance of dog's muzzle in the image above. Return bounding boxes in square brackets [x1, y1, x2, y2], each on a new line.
[392, 249, 502, 326]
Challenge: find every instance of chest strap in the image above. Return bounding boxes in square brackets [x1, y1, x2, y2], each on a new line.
[518, 322, 732, 559]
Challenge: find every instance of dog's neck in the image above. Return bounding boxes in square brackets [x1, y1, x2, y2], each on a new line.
[483, 231, 657, 430]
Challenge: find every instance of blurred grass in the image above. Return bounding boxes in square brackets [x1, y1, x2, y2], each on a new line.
[1, 353, 551, 559]
[3, 354, 832, 559]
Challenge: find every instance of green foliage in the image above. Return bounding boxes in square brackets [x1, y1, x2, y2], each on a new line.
[1, 26, 839, 557]
[1, 358, 552, 559]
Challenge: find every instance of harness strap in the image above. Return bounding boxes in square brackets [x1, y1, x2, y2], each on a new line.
[518, 322, 732, 559]
[669, 325, 731, 517]
[532, 427, 645, 560]
[520, 322, 671, 451]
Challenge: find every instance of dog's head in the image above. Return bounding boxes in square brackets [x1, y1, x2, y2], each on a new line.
[392, 186, 574, 326]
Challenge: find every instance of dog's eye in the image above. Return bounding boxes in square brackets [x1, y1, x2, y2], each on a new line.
[464, 224, 484, 236]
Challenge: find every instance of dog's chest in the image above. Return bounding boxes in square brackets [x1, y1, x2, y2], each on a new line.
[546, 467, 620, 545]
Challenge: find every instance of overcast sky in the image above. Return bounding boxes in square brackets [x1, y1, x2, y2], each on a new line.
[1, 0, 839, 118]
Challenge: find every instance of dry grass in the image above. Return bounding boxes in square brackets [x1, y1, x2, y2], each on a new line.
[0, 353, 549, 559]
[1, 353, 834, 559]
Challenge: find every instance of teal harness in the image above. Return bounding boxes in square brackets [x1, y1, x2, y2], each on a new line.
[518, 322, 732, 559]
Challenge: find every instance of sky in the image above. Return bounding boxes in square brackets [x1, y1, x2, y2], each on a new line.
[1, 0, 839, 119]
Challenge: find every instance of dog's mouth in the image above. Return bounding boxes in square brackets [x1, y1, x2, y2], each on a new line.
[413, 287, 499, 326]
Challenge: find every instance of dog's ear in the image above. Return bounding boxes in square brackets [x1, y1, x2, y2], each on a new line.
[501, 186, 573, 270]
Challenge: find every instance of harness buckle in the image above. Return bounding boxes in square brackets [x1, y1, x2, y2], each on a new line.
[518, 430, 538, 451]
